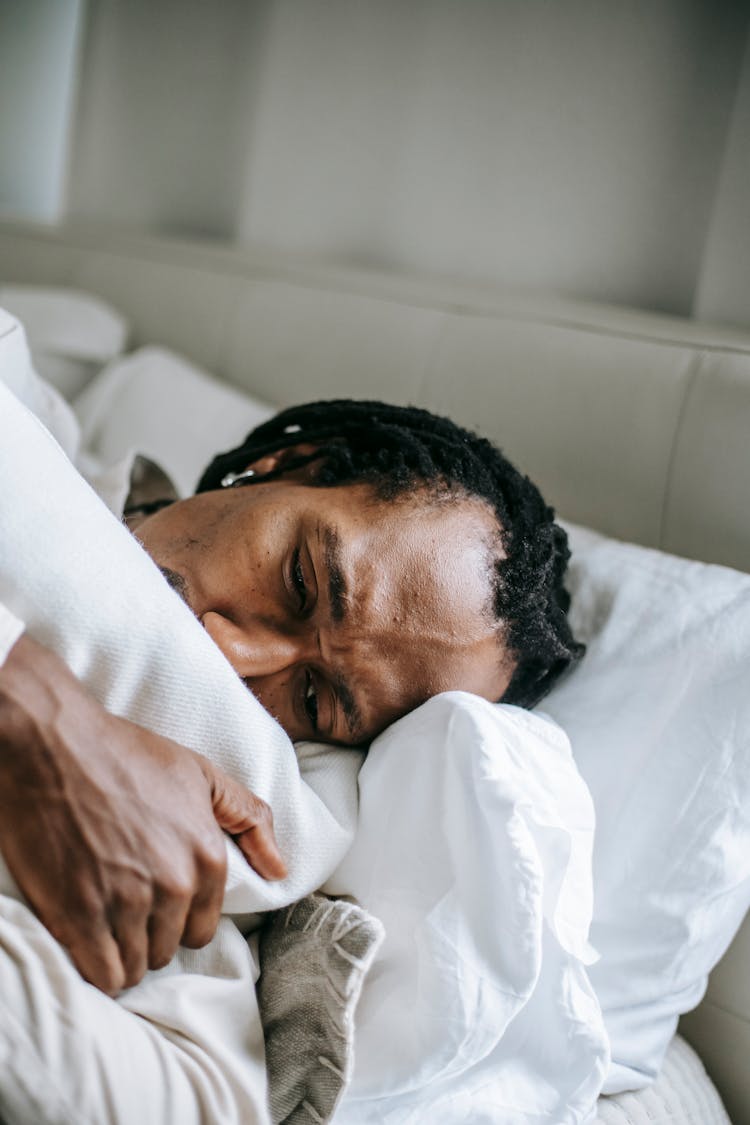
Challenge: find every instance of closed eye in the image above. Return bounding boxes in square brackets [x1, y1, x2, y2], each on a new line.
[303, 669, 319, 731]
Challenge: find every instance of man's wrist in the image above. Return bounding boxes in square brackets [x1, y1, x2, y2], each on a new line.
[0, 633, 97, 787]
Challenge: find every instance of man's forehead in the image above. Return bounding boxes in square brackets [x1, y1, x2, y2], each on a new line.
[339, 623, 510, 743]
[319, 495, 509, 735]
[337, 495, 498, 616]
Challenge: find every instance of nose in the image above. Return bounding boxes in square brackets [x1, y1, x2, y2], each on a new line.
[201, 610, 304, 678]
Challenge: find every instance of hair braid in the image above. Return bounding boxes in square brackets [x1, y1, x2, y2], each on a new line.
[197, 399, 583, 708]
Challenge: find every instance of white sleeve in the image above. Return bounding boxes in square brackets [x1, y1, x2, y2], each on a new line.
[0, 603, 24, 666]
[0, 897, 271, 1125]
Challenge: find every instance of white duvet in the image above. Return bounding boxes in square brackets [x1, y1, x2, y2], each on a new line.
[0, 308, 608, 1123]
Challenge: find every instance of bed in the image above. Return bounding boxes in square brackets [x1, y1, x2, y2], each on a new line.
[1, 219, 749, 1124]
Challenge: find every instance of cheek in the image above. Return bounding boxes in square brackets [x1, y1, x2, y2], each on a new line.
[244, 676, 298, 739]
[134, 501, 213, 557]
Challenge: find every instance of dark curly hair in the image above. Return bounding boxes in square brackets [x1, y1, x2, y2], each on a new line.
[197, 399, 583, 708]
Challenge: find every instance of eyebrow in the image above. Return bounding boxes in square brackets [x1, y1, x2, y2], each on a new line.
[323, 525, 348, 623]
[321, 524, 364, 741]
[334, 672, 364, 745]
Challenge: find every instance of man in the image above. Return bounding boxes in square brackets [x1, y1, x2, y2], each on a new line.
[0, 329, 582, 996]
[130, 399, 581, 742]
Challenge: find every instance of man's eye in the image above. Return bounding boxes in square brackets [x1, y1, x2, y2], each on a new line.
[303, 670, 319, 730]
[292, 548, 307, 610]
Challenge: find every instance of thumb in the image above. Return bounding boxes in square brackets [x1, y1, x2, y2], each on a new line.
[200, 758, 287, 881]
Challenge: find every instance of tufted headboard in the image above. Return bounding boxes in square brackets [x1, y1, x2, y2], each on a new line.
[1, 219, 749, 1119]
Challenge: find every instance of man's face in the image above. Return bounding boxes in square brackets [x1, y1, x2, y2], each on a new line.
[132, 478, 513, 745]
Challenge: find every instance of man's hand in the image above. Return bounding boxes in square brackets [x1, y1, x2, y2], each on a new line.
[0, 633, 286, 995]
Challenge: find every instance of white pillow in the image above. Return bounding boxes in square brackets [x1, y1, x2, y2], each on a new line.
[0, 333, 360, 918]
[544, 525, 750, 1093]
[326, 693, 610, 1123]
[0, 285, 128, 398]
[0, 347, 366, 1122]
[74, 346, 277, 496]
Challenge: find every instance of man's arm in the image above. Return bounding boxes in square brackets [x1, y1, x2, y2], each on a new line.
[0, 628, 286, 995]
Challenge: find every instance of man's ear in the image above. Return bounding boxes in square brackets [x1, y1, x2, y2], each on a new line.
[243, 442, 321, 481]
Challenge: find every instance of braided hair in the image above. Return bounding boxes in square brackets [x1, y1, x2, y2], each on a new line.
[197, 400, 583, 708]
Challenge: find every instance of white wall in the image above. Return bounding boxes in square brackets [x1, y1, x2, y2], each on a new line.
[0, 0, 84, 222]
[3, 1, 750, 324]
[238, 0, 747, 317]
[68, 0, 269, 239]
[694, 28, 750, 329]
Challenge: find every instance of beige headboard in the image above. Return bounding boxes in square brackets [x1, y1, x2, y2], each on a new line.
[2, 219, 749, 1121]
[2, 219, 750, 574]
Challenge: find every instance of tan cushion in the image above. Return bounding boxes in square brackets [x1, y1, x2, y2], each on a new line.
[664, 351, 750, 571]
[594, 1036, 730, 1124]
[425, 314, 695, 545]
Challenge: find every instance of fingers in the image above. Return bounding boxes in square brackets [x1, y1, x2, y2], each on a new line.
[60, 887, 176, 993]
[65, 923, 127, 997]
[234, 821, 288, 881]
[61, 757, 288, 992]
[110, 886, 151, 989]
[144, 833, 225, 960]
[56, 842, 225, 991]
[205, 764, 287, 881]
[147, 885, 192, 967]
[180, 832, 226, 949]
[70, 870, 223, 989]
[28, 886, 128, 997]
[71, 869, 223, 989]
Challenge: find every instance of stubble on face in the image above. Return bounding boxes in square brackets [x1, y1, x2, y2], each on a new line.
[158, 566, 190, 605]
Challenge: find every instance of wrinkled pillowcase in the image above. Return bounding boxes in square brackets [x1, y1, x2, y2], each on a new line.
[544, 524, 750, 1094]
[324, 693, 609, 1125]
